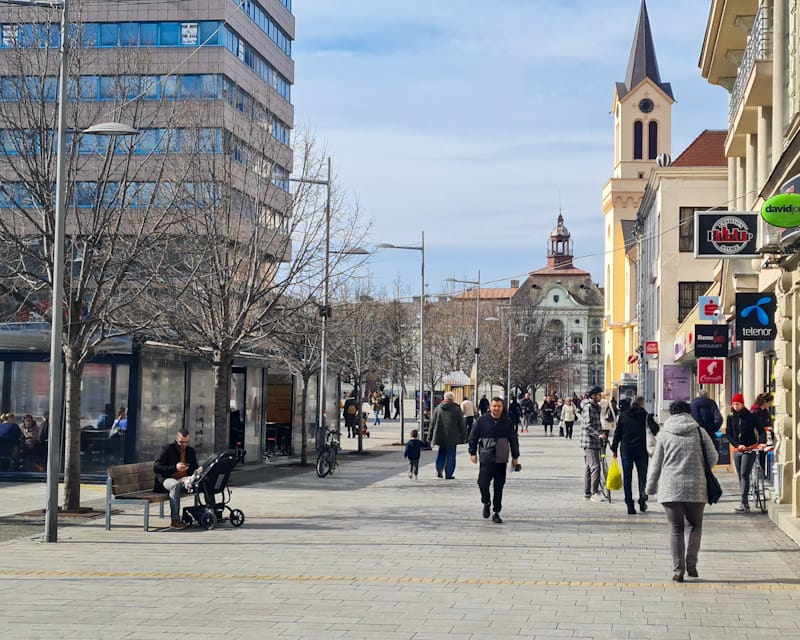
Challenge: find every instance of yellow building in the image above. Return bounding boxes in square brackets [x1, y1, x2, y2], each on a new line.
[602, 0, 674, 392]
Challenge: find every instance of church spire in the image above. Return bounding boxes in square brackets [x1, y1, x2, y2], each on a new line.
[547, 211, 573, 269]
[619, 0, 673, 100]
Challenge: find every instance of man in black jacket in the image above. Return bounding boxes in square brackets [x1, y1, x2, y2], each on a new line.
[468, 397, 520, 524]
[689, 389, 723, 439]
[154, 429, 199, 529]
[611, 396, 659, 514]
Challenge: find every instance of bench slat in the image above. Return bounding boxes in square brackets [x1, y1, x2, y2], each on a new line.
[106, 462, 167, 532]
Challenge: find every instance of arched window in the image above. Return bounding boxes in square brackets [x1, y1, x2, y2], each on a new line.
[591, 368, 602, 385]
[590, 335, 601, 355]
[648, 121, 658, 159]
[633, 121, 643, 159]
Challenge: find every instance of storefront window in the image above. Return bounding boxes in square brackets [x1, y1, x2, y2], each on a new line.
[9, 361, 49, 418]
[246, 367, 263, 455]
[188, 364, 214, 458]
[80, 363, 112, 427]
[138, 353, 185, 461]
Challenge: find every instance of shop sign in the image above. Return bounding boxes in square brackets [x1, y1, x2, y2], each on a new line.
[673, 333, 686, 361]
[694, 324, 729, 358]
[761, 173, 800, 227]
[697, 358, 724, 385]
[695, 212, 759, 259]
[663, 365, 691, 401]
[735, 293, 777, 341]
[698, 295, 721, 321]
[645, 341, 659, 355]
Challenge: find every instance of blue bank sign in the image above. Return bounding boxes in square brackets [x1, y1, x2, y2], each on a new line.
[735, 293, 777, 341]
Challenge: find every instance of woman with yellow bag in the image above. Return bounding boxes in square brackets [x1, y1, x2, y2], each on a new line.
[611, 396, 660, 515]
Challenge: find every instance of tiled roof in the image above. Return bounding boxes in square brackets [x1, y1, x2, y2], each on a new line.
[671, 130, 727, 167]
[452, 288, 517, 300]
[528, 266, 590, 277]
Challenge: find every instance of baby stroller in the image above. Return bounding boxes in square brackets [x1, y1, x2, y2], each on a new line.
[181, 449, 245, 530]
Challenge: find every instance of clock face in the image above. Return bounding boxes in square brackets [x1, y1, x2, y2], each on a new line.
[639, 98, 654, 113]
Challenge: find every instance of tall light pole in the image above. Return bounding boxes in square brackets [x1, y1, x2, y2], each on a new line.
[377, 232, 425, 442]
[24, 0, 138, 542]
[445, 271, 480, 407]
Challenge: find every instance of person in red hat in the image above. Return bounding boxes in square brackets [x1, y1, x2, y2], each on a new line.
[726, 393, 763, 513]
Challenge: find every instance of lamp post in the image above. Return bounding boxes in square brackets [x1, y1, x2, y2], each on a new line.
[28, 0, 138, 542]
[377, 232, 425, 443]
[444, 271, 480, 407]
[485, 315, 527, 401]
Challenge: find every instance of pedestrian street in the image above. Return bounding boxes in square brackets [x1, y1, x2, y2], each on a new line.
[1, 428, 799, 640]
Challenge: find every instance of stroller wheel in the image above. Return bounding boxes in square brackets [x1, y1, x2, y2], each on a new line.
[199, 509, 217, 530]
[230, 509, 245, 527]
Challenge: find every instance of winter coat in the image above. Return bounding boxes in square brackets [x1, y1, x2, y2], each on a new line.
[468, 413, 520, 465]
[579, 400, 604, 450]
[689, 396, 723, 434]
[611, 406, 659, 456]
[540, 400, 556, 425]
[726, 407, 762, 448]
[430, 401, 466, 448]
[560, 402, 577, 423]
[404, 438, 422, 461]
[460, 399, 476, 418]
[645, 412, 717, 503]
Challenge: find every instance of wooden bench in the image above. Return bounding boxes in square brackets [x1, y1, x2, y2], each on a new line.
[105, 462, 169, 532]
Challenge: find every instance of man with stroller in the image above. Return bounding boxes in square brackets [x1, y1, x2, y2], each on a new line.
[154, 429, 199, 529]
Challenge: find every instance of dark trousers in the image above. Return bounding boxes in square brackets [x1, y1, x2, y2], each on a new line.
[478, 463, 508, 513]
[621, 449, 648, 507]
[662, 502, 705, 574]
[564, 421, 574, 439]
[408, 459, 419, 475]
[733, 450, 756, 506]
[542, 420, 553, 434]
[435, 446, 457, 478]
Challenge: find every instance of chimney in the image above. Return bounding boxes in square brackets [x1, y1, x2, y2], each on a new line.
[510, 280, 520, 288]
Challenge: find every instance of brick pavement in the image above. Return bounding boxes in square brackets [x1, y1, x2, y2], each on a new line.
[1, 428, 799, 639]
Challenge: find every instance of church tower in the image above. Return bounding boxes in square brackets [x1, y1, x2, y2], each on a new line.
[547, 213, 574, 270]
[601, 0, 674, 391]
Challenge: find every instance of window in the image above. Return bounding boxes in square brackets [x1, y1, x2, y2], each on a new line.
[159, 22, 179, 46]
[590, 335, 601, 355]
[648, 121, 658, 159]
[633, 121, 643, 159]
[99, 23, 118, 46]
[181, 22, 198, 45]
[571, 336, 583, 354]
[140, 23, 158, 45]
[678, 281, 713, 323]
[679, 207, 696, 252]
[119, 23, 139, 45]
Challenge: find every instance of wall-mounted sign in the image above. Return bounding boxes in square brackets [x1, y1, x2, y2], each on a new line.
[735, 293, 777, 341]
[645, 341, 659, 355]
[698, 295, 721, 321]
[673, 333, 686, 361]
[697, 358, 724, 385]
[694, 324, 729, 357]
[695, 212, 759, 258]
[663, 365, 691, 401]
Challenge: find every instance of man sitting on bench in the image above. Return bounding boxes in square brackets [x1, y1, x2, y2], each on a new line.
[154, 429, 198, 530]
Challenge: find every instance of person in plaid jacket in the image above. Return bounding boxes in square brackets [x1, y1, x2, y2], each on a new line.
[580, 386, 607, 501]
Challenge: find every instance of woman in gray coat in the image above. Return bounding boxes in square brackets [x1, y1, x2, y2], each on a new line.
[646, 400, 718, 582]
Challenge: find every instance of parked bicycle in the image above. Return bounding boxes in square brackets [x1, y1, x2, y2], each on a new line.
[316, 428, 341, 478]
[745, 443, 773, 514]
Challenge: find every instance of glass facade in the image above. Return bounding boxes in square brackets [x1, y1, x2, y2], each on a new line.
[137, 352, 185, 463]
[9, 361, 49, 418]
[188, 364, 214, 459]
[246, 367, 264, 456]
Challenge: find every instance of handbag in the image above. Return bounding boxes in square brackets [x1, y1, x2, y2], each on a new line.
[697, 428, 722, 505]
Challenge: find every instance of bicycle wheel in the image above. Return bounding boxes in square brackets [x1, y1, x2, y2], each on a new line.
[752, 469, 766, 513]
[316, 448, 332, 478]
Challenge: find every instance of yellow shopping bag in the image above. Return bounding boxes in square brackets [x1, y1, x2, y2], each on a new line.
[606, 457, 622, 491]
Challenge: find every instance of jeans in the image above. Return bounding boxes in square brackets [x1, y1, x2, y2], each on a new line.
[478, 463, 508, 513]
[408, 459, 419, 476]
[733, 450, 756, 506]
[162, 477, 185, 521]
[662, 502, 705, 574]
[584, 448, 601, 495]
[435, 446, 457, 478]
[621, 450, 648, 507]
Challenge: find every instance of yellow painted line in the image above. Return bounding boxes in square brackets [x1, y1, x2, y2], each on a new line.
[0, 568, 796, 590]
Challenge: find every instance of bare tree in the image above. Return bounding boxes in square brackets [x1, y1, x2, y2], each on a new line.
[0, 13, 197, 510]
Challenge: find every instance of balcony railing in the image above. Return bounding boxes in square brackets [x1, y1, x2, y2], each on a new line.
[730, 1, 773, 124]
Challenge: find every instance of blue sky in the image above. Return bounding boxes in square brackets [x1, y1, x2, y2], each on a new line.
[291, 0, 729, 297]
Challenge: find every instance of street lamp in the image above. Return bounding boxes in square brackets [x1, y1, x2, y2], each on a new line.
[444, 271, 480, 408]
[485, 315, 527, 401]
[377, 232, 425, 444]
[29, 0, 139, 542]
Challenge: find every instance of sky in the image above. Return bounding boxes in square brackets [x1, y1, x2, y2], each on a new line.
[290, 0, 729, 299]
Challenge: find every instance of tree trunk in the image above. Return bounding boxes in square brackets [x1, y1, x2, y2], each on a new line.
[300, 372, 309, 465]
[63, 347, 84, 512]
[212, 353, 232, 452]
[354, 379, 363, 453]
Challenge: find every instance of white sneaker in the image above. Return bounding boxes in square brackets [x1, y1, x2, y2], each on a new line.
[590, 493, 605, 502]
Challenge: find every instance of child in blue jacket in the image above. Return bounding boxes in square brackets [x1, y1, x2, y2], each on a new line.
[404, 429, 422, 479]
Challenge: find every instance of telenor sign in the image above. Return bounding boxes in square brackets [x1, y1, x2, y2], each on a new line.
[762, 173, 800, 227]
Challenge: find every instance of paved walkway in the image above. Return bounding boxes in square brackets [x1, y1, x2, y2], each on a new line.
[1, 428, 799, 639]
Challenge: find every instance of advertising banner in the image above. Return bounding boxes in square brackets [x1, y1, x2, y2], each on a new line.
[697, 358, 724, 385]
[694, 324, 729, 357]
[695, 212, 759, 258]
[735, 293, 777, 341]
[663, 365, 690, 402]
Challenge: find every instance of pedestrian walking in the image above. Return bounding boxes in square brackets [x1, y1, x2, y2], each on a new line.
[580, 386, 607, 501]
[520, 393, 534, 432]
[560, 396, 577, 440]
[478, 394, 490, 416]
[689, 389, 723, 440]
[540, 395, 556, 437]
[468, 397, 520, 524]
[393, 396, 401, 419]
[461, 396, 476, 438]
[343, 391, 359, 438]
[646, 400, 717, 582]
[611, 396, 659, 514]
[508, 398, 521, 433]
[430, 391, 467, 479]
[555, 398, 564, 437]
[404, 429, 422, 479]
[726, 393, 763, 513]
